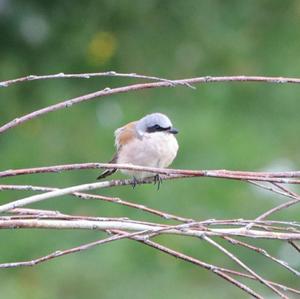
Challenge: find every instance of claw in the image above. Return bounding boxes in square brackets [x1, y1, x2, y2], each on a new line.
[153, 174, 163, 190]
[131, 176, 138, 189]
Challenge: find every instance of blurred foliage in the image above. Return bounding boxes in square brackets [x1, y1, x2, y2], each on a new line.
[1, 0, 300, 298]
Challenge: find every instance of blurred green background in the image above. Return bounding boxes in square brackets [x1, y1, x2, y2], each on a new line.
[1, 1, 300, 298]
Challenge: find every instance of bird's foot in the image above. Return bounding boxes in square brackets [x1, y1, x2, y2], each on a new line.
[131, 176, 139, 189]
[153, 174, 163, 190]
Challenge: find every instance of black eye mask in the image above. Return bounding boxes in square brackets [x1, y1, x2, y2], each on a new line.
[146, 124, 171, 133]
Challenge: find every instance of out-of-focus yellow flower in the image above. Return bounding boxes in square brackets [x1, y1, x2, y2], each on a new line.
[87, 31, 117, 65]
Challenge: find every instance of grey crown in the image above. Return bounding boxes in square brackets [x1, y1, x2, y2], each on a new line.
[136, 113, 173, 136]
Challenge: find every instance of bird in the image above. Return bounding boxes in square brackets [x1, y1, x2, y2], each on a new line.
[97, 112, 179, 187]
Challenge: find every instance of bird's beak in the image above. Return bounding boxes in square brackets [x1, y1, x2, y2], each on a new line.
[168, 127, 179, 134]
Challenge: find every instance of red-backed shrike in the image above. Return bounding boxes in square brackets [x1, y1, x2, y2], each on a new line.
[97, 113, 179, 185]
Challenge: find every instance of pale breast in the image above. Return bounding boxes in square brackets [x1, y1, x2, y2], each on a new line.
[117, 132, 179, 178]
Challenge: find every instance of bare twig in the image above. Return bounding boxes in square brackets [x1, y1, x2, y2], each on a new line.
[0, 184, 191, 222]
[247, 180, 299, 200]
[0, 218, 300, 240]
[202, 236, 287, 298]
[272, 183, 300, 198]
[1, 163, 300, 184]
[3, 186, 300, 235]
[115, 229, 264, 299]
[7, 207, 65, 216]
[0, 181, 113, 213]
[0, 213, 162, 228]
[1, 222, 298, 297]
[1, 217, 299, 296]
[3, 188, 300, 232]
[224, 236, 300, 276]
[0, 231, 140, 268]
[0, 176, 184, 213]
[137, 237, 300, 297]
[246, 198, 300, 230]
[0, 222, 200, 268]
[2, 163, 300, 214]
[1, 162, 300, 179]
[245, 181, 300, 230]
[2, 73, 300, 88]
[3, 75, 300, 133]
[1, 223, 205, 268]
[4, 230, 299, 296]
[0, 71, 180, 88]
[202, 218, 300, 230]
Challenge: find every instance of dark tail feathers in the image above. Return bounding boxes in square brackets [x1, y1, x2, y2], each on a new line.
[96, 154, 118, 180]
[97, 168, 117, 180]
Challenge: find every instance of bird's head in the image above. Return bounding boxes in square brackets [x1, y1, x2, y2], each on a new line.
[136, 113, 178, 137]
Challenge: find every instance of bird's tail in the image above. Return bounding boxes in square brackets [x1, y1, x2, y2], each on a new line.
[96, 168, 117, 180]
[96, 154, 118, 180]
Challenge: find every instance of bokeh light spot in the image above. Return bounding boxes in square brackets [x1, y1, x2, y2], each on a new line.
[19, 13, 49, 46]
[96, 100, 123, 128]
[87, 31, 117, 65]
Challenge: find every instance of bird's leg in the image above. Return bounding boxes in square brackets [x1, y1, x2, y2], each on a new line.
[131, 176, 138, 189]
[153, 174, 163, 190]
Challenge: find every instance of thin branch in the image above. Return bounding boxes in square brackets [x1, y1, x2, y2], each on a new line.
[202, 218, 300, 230]
[7, 207, 65, 216]
[245, 181, 300, 230]
[115, 230, 264, 299]
[252, 184, 300, 221]
[0, 218, 300, 240]
[2, 165, 300, 215]
[0, 185, 300, 233]
[3, 75, 300, 133]
[247, 180, 299, 200]
[272, 183, 300, 198]
[1, 224, 202, 268]
[2, 73, 300, 89]
[2, 73, 300, 88]
[0, 177, 186, 213]
[0, 231, 140, 268]
[1, 163, 300, 184]
[0, 220, 298, 296]
[0, 71, 182, 88]
[224, 236, 300, 276]
[0, 184, 191, 222]
[246, 198, 300, 230]
[204, 220, 300, 234]
[2, 209, 300, 235]
[0, 181, 112, 213]
[138, 237, 300, 297]
[0, 213, 164, 228]
[0, 222, 200, 269]
[1, 162, 300, 179]
[3, 188, 300, 235]
[2, 187, 299, 234]
[202, 236, 287, 298]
